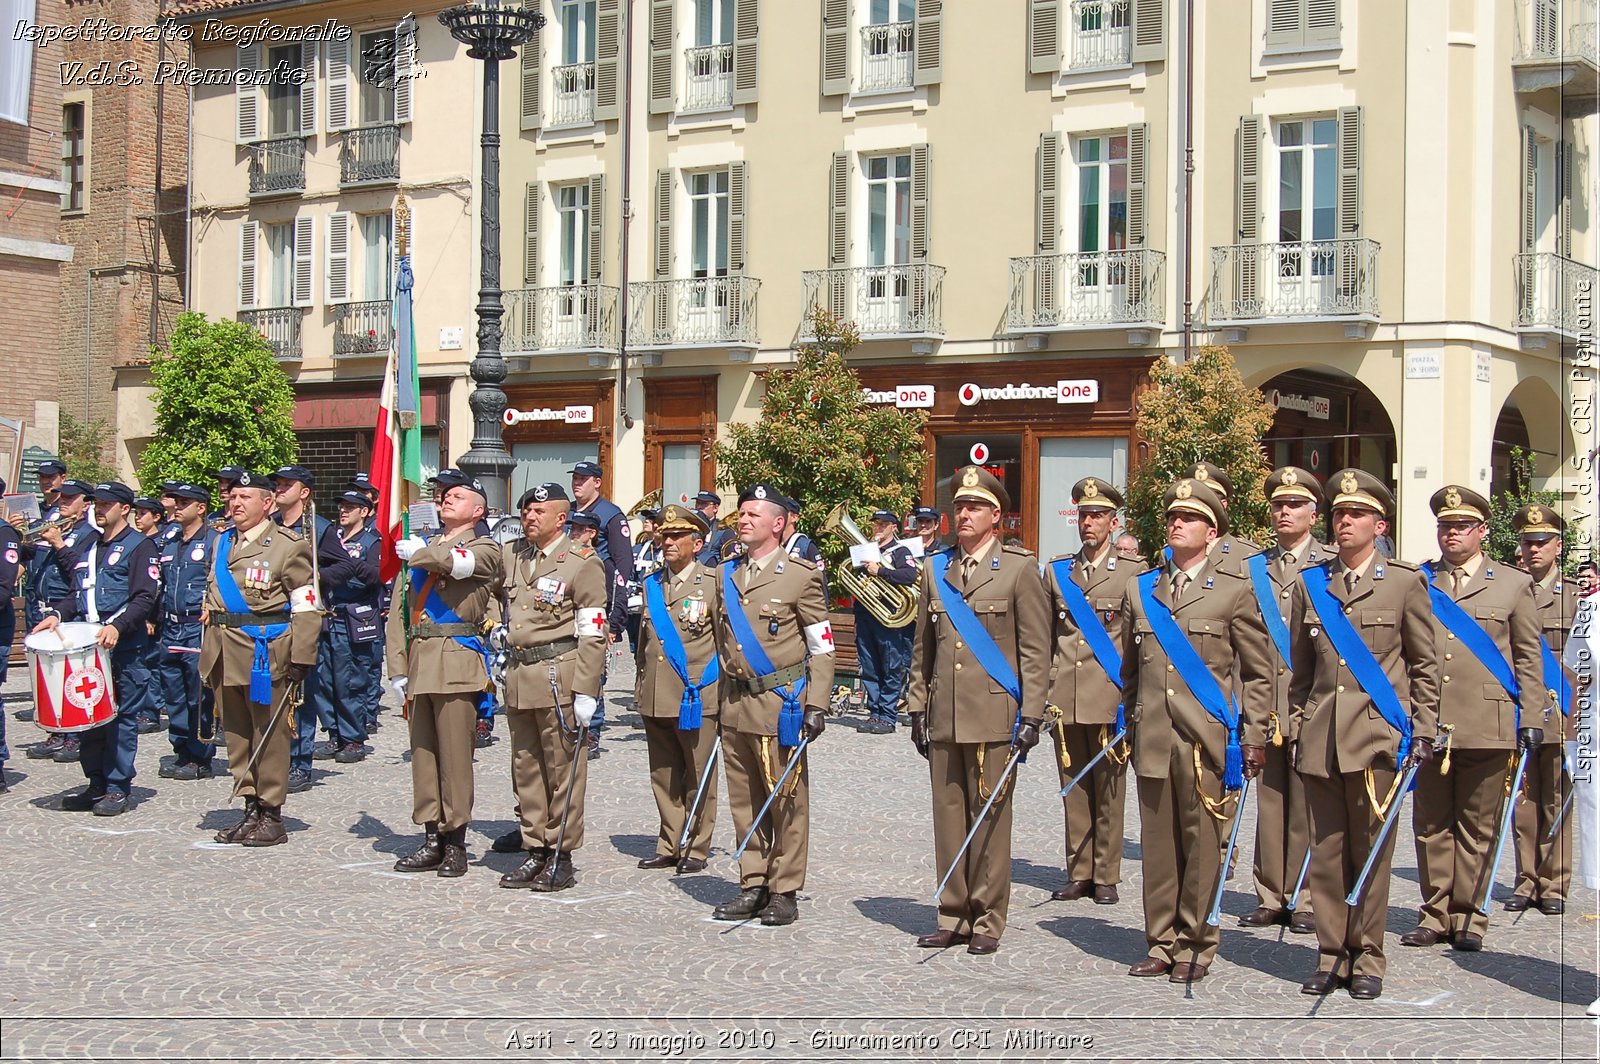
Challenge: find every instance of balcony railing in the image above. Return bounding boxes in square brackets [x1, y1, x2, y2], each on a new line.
[333, 299, 394, 357]
[340, 124, 401, 186]
[799, 264, 945, 341]
[551, 62, 596, 126]
[1515, 0, 1598, 65]
[239, 307, 302, 361]
[627, 276, 760, 348]
[1205, 239, 1380, 324]
[684, 44, 735, 112]
[1006, 249, 1164, 331]
[859, 22, 914, 92]
[503, 284, 620, 354]
[1068, 0, 1132, 69]
[248, 137, 305, 196]
[1516, 252, 1599, 337]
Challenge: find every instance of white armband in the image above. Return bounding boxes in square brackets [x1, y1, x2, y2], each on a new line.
[576, 606, 608, 639]
[804, 620, 836, 656]
[449, 546, 476, 579]
[290, 584, 319, 613]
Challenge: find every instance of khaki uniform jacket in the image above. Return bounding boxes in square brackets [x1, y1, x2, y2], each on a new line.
[498, 534, 609, 709]
[1263, 538, 1332, 743]
[906, 541, 1052, 744]
[201, 521, 318, 686]
[636, 561, 723, 719]
[1287, 556, 1440, 777]
[1120, 550, 1274, 779]
[1209, 532, 1263, 576]
[1044, 547, 1137, 726]
[1424, 555, 1546, 750]
[714, 550, 834, 734]
[1531, 573, 1580, 742]
[385, 530, 505, 696]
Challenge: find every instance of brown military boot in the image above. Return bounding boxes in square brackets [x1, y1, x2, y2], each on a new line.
[214, 798, 260, 844]
[437, 826, 468, 878]
[241, 803, 287, 847]
[393, 822, 442, 872]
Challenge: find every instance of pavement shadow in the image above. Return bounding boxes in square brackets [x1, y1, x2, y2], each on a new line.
[347, 810, 413, 856]
[1446, 945, 1599, 1006]
[1038, 912, 1147, 966]
[1219, 929, 1318, 981]
[852, 895, 937, 936]
[1010, 856, 1071, 894]
[609, 832, 658, 860]
[670, 874, 738, 906]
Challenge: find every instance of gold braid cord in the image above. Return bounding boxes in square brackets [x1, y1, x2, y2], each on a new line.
[1268, 709, 1284, 748]
[1045, 703, 1072, 775]
[1364, 765, 1406, 820]
[1103, 722, 1131, 765]
[1191, 743, 1234, 822]
[1505, 751, 1519, 799]
[975, 743, 1015, 804]
[1437, 723, 1455, 775]
[759, 735, 779, 791]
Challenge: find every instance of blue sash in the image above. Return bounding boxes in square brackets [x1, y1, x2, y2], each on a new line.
[1137, 569, 1244, 789]
[1048, 557, 1124, 733]
[1541, 637, 1572, 718]
[721, 562, 807, 746]
[411, 562, 491, 679]
[214, 530, 288, 706]
[1419, 563, 1522, 729]
[927, 551, 1023, 747]
[645, 570, 720, 730]
[1249, 553, 1293, 668]
[1300, 565, 1413, 766]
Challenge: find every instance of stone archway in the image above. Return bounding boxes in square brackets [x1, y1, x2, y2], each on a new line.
[1256, 367, 1398, 487]
[1492, 375, 1573, 497]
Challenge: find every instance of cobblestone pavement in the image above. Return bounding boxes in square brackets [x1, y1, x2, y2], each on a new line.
[0, 651, 1595, 1063]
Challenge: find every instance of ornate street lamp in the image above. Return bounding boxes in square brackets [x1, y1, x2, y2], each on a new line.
[437, 0, 545, 512]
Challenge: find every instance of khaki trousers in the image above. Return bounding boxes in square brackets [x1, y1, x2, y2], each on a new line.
[1253, 740, 1314, 911]
[723, 727, 809, 894]
[218, 683, 292, 808]
[407, 693, 478, 832]
[1054, 722, 1127, 885]
[506, 703, 588, 852]
[641, 715, 720, 861]
[1512, 743, 1572, 901]
[930, 740, 1016, 940]
[1413, 749, 1511, 939]
[1136, 737, 1227, 967]
[1305, 767, 1399, 978]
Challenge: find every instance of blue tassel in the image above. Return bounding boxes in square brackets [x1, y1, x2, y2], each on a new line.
[1223, 737, 1244, 792]
[677, 687, 702, 731]
[249, 641, 273, 706]
[777, 700, 802, 747]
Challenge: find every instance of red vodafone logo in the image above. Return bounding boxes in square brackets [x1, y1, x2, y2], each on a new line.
[958, 383, 981, 406]
[970, 443, 990, 464]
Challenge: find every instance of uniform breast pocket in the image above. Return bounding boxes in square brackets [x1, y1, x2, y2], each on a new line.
[1484, 684, 1517, 739]
[1360, 608, 1397, 655]
[1474, 605, 1506, 635]
[1185, 616, 1225, 662]
[757, 603, 784, 635]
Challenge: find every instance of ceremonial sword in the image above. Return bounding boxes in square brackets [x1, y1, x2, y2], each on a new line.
[731, 736, 809, 862]
[933, 746, 1024, 904]
[678, 734, 722, 855]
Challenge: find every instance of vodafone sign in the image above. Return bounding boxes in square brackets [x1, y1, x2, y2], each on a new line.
[956, 380, 1101, 406]
[503, 405, 595, 426]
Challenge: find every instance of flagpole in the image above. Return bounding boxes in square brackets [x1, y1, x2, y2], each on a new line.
[396, 196, 415, 715]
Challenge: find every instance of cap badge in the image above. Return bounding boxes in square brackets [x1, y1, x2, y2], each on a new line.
[1527, 505, 1544, 524]
[1083, 480, 1100, 499]
[1194, 466, 1210, 482]
[754, 486, 767, 500]
[533, 485, 549, 502]
[1175, 480, 1193, 500]
[962, 468, 980, 488]
[1340, 472, 1358, 495]
[1444, 487, 1462, 509]
[1282, 469, 1298, 487]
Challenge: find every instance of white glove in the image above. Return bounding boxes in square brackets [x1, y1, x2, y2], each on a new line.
[395, 537, 426, 561]
[388, 676, 409, 702]
[1566, 739, 1580, 773]
[573, 693, 598, 727]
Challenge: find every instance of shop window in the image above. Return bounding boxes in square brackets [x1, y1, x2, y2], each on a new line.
[933, 434, 1024, 542]
[1037, 436, 1128, 561]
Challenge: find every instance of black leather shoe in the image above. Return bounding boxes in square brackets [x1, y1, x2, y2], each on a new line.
[1348, 975, 1383, 1000]
[1051, 879, 1093, 901]
[1503, 895, 1531, 912]
[499, 850, 551, 889]
[1289, 910, 1317, 934]
[91, 791, 129, 816]
[1093, 884, 1119, 905]
[491, 828, 525, 854]
[26, 735, 63, 759]
[475, 720, 493, 748]
[16, 707, 34, 722]
[857, 716, 896, 735]
[1452, 932, 1483, 952]
[394, 826, 443, 872]
[285, 767, 313, 793]
[1238, 906, 1287, 927]
[713, 887, 770, 921]
[637, 855, 678, 870]
[159, 760, 184, 779]
[1300, 971, 1346, 995]
[966, 934, 999, 955]
[136, 717, 162, 734]
[1400, 926, 1445, 947]
[916, 929, 970, 948]
[676, 857, 708, 874]
[334, 742, 369, 764]
[1538, 898, 1565, 916]
[61, 788, 105, 812]
[436, 829, 468, 878]
[758, 891, 798, 926]
[530, 853, 576, 892]
[312, 740, 339, 761]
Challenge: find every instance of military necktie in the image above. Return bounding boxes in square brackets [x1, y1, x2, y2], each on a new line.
[961, 556, 976, 588]
[1279, 551, 1296, 580]
[1451, 568, 1465, 597]
[1345, 570, 1358, 595]
[1172, 571, 1189, 602]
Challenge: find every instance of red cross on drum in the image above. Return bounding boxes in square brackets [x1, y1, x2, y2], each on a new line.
[23, 622, 118, 732]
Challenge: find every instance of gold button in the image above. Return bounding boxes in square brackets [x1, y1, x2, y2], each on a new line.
[1278, 667, 1285, 676]
[1337, 684, 1346, 693]
[955, 641, 964, 650]
[1344, 607, 1352, 615]
[1447, 633, 1455, 641]
[1445, 652, 1453, 661]
[1074, 661, 1082, 668]
[1166, 688, 1176, 696]
[736, 644, 743, 652]
[1078, 639, 1086, 647]
[658, 655, 665, 662]
[1338, 658, 1346, 667]
[515, 624, 523, 630]
[1167, 664, 1174, 672]
[955, 662, 963, 671]
[1443, 675, 1450, 684]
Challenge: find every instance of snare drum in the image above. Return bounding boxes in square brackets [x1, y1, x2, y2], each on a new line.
[24, 621, 117, 732]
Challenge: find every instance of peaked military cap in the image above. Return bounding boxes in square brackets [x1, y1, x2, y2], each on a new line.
[1513, 503, 1564, 539]
[1071, 476, 1123, 511]
[657, 504, 709, 536]
[952, 465, 1011, 511]
[1164, 478, 1229, 535]
[1430, 484, 1490, 523]
[1328, 468, 1392, 517]
[1265, 466, 1324, 507]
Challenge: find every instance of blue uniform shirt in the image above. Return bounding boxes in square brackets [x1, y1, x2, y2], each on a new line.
[160, 524, 220, 626]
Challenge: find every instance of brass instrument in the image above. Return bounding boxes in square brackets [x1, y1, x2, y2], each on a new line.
[820, 503, 918, 629]
[21, 516, 75, 544]
[625, 488, 663, 519]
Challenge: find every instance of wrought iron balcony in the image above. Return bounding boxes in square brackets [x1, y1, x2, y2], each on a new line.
[503, 284, 620, 354]
[1205, 239, 1380, 324]
[859, 22, 914, 92]
[550, 62, 596, 126]
[799, 264, 945, 341]
[627, 276, 760, 348]
[683, 44, 735, 112]
[333, 299, 394, 357]
[1516, 252, 1598, 339]
[247, 137, 306, 196]
[340, 124, 401, 186]
[239, 307, 303, 361]
[1006, 249, 1164, 332]
[1514, 0, 1598, 98]
[1068, 0, 1131, 69]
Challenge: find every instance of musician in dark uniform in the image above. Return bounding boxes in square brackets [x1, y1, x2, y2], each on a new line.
[694, 491, 733, 566]
[21, 478, 94, 762]
[155, 483, 221, 781]
[854, 510, 919, 735]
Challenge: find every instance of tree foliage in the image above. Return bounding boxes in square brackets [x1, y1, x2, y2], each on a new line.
[1487, 445, 1560, 565]
[57, 413, 119, 485]
[136, 312, 298, 502]
[714, 307, 927, 567]
[1126, 346, 1276, 554]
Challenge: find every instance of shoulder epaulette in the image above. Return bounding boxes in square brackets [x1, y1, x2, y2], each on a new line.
[276, 527, 303, 543]
[1002, 542, 1036, 559]
[572, 545, 597, 559]
[1384, 558, 1421, 572]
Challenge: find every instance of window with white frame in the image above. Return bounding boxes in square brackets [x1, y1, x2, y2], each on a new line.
[557, 182, 591, 286]
[265, 222, 296, 307]
[695, 0, 735, 44]
[688, 170, 730, 279]
[684, 0, 737, 111]
[861, 0, 916, 92]
[1275, 117, 1336, 277]
[866, 153, 912, 267]
[552, 0, 598, 124]
[359, 213, 393, 301]
[264, 44, 303, 136]
[562, 0, 597, 63]
[357, 29, 398, 126]
[1069, 0, 1131, 69]
[1075, 133, 1128, 255]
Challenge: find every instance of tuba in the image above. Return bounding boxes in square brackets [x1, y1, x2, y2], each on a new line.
[821, 503, 918, 629]
[625, 488, 663, 519]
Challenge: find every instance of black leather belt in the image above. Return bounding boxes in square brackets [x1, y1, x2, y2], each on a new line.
[508, 638, 579, 664]
[412, 619, 478, 639]
[209, 611, 281, 628]
[166, 612, 203, 624]
[737, 662, 805, 695]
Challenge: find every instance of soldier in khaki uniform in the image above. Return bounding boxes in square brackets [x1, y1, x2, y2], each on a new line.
[494, 483, 610, 892]
[634, 504, 722, 873]
[1508, 504, 1578, 915]
[1241, 467, 1331, 934]
[1121, 478, 1273, 983]
[1042, 476, 1135, 906]
[201, 471, 320, 846]
[906, 466, 1051, 955]
[386, 476, 505, 878]
[711, 485, 835, 927]
[1287, 470, 1439, 1001]
[1406, 485, 1547, 951]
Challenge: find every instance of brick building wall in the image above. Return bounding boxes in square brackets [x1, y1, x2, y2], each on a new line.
[0, 0, 70, 481]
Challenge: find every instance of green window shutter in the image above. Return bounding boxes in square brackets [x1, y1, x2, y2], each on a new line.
[1265, 0, 1302, 50]
[594, 0, 623, 122]
[588, 174, 607, 284]
[1036, 131, 1060, 254]
[524, 182, 542, 285]
[1028, 0, 1059, 75]
[821, 0, 850, 96]
[649, 0, 675, 115]
[728, 161, 748, 273]
[1305, 0, 1341, 48]
[1336, 104, 1362, 237]
[1126, 123, 1149, 248]
[238, 221, 258, 309]
[520, 18, 543, 132]
[654, 169, 674, 278]
[828, 150, 849, 266]
[1129, 0, 1167, 63]
[913, 0, 943, 87]
[733, 0, 760, 104]
[911, 143, 931, 263]
[1236, 114, 1262, 242]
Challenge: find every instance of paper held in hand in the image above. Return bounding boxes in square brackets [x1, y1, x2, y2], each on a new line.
[408, 501, 441, 533]
[896, 536, 925, 559]
[849, 542, 882, 568]
[3, 494, 41, 521]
